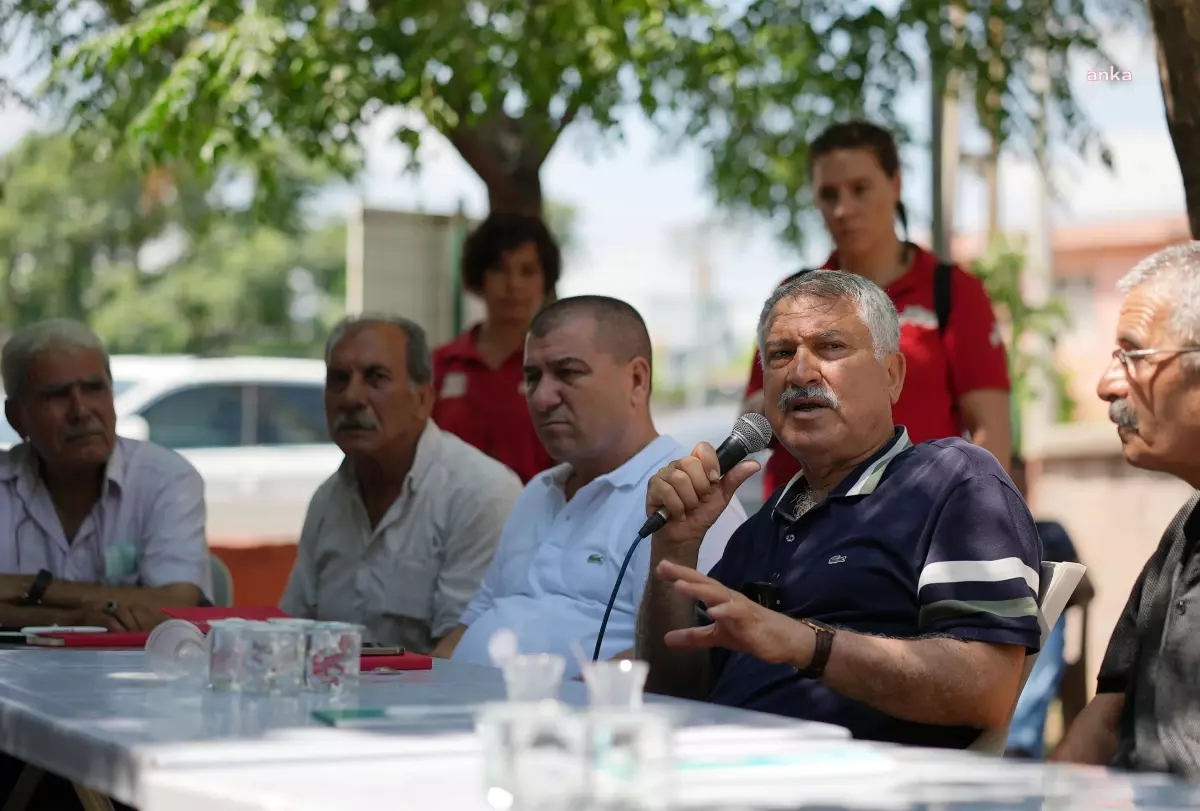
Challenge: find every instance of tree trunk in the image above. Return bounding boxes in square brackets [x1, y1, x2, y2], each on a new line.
[485, 167, 544, 218]
[1149, 0, 1200, 238]
[448, 114, 548, 219]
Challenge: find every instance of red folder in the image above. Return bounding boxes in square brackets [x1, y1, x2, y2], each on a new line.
[360, 653, 433, 672]
[29, 631, 151, 648]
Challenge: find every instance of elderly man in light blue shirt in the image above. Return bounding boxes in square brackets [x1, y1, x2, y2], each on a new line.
[0, 319, 211, 631]
[433, 296, 745, 677]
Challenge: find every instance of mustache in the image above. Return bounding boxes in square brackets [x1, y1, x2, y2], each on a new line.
[334, 411, 378, 431]
[1109, 398, 1138, 430]
[779, 384, 840, 411]
[62, 423, 105, 439]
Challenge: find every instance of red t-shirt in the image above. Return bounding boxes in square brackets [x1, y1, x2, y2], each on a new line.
[745, 245, 1010, 498]
[431, 327, 555, 484]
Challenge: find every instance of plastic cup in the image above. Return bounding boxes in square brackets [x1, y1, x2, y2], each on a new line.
[241, 622, 306, 696]
[145, 619, 207, 681]
[207, 619, 251, 692]
[477, 701, 587, 810]
[502, 654, 566, 702]
[305, 621, 363, 693]
[581, 659, 649, 708]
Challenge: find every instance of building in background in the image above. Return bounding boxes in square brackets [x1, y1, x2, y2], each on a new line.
[953, 212, 1194, 713]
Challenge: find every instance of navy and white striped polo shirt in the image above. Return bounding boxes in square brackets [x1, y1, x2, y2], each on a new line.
[706, 427, 1043, 749]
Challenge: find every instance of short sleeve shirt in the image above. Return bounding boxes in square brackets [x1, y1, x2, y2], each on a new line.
[745, 246, 1011, 496]
[451, 435, 747, 679]
[279, 421, 524, 652]
[432, 326, 554, 483]
[705, 428, 1042, 748]
[1097, 492, 1200, 777]
[0, 437, 212, 597]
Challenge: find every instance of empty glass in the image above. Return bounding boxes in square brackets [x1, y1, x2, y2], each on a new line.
[501, 653, 566, 702]
[305, 621, 363, 693]
[241, 622, 306, 695]
[478, 701, 587, 811]
[207, 619, 250, 692]
[581, 659, 649, 709]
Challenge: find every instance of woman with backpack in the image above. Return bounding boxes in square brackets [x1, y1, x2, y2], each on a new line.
[743, 120, 1013, 501]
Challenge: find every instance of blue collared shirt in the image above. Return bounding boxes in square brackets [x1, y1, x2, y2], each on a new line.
[452, 435, 748, 679]
[706, 427, 1042, 749]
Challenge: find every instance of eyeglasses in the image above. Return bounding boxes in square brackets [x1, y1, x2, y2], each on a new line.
[1112, 346, 1200, 369]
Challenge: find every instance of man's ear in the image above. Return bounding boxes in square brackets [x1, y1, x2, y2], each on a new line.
[414, 382, 436, 421]
[4, 399, 24, 440]
[885, 351, 906, 405]
[628, 357, 652, 404]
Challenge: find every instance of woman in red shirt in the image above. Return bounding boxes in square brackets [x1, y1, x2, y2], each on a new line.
[431, 214, 558, 483]
[744, 121, 1013, 500]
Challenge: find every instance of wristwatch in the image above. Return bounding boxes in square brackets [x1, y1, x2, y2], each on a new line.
[21, 569, 53, 606]
[794, 618, 836, 679]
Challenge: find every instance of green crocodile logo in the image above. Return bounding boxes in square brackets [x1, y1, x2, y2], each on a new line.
[587, 553, 605, 565]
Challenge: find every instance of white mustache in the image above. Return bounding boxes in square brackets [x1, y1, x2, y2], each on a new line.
[780, 385, 839, 411]
[335, 412, 377, 431]
[1109, 399, 1138, 429]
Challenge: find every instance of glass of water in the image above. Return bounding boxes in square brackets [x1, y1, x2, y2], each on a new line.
[305, 621, 363, 693]
[478, 701, 587, 811]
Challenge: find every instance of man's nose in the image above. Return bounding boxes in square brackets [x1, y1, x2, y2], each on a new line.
[525, 377, 560, 412]
[1097, 354, 1128, 402]
[786, 350, 822, 387]
[340, 374, 368, 405]
[65, 387, 87, 419]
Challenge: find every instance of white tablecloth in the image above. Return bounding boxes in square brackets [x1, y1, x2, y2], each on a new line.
[0, 649, 847, 806]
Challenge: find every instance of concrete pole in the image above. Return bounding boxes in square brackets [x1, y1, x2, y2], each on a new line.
[930, 6, 964, 259]
[1022, 47, 1058, 458]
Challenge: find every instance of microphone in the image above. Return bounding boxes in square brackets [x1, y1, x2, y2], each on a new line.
[637, 412, 773, 539]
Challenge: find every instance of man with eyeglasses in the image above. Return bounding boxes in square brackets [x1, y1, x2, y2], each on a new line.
[1054, 243, 1200, 777]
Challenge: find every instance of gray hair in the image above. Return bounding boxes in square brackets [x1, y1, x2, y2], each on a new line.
[1117, 243, 1200, 368]
[1, 319, 112, 402]
[324, 313, 433, 386]
[757, 270, 900, 362]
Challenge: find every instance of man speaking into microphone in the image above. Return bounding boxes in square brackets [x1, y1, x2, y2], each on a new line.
[636, 270, 1043, 749]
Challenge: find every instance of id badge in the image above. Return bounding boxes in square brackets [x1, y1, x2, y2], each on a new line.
[104, 544, 139, 581]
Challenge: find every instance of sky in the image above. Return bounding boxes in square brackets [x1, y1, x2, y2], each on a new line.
[0, 23, 1183, 348]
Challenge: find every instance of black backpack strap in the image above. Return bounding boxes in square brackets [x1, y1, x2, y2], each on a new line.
[933, 262, 953, 336]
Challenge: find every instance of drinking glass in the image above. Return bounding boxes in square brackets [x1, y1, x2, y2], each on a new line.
[305, 621, 363, 693]
[478, 701, 587, 811]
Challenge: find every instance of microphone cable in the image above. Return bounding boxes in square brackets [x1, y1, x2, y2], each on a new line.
[592, 531, 643, 661]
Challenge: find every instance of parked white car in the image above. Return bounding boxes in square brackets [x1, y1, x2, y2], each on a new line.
[1, 355, 342, 540]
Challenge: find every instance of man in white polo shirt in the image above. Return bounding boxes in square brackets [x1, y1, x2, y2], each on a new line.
[0, 319, 211, 631]
[432, 296, 746, 677]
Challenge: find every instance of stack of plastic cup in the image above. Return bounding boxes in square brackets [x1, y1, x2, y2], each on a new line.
[144, 619, 208, 683]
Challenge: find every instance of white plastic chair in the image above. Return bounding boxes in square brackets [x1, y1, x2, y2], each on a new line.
[969, 560, 1088, 756]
